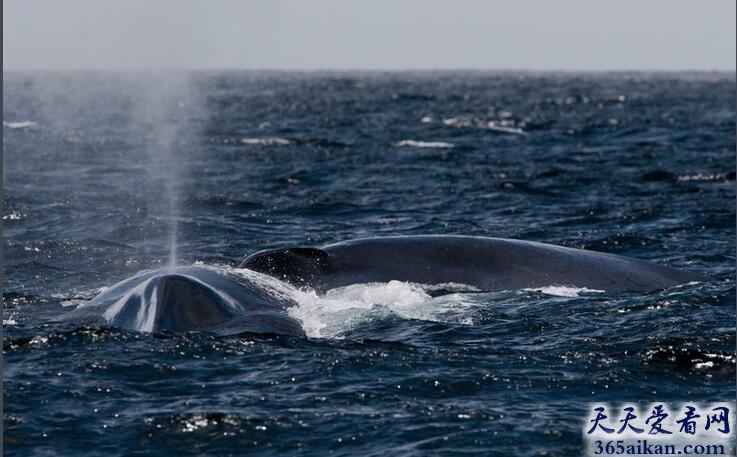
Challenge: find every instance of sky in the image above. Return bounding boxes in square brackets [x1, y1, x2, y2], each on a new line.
[3, 0, 736, 71]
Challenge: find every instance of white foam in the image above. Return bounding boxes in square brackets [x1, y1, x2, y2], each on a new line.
[486, 121, 525, 135]
[3, 121, 38, 129]
[287, 281, 484, 339]
[524, 286, 605, 297]
[395, 140, 454, 149]
[440, 116, 525, 134]
[421, 282, 482, 294]
[3, 319, 18, 326]
[3, 211, 25, 221]
[677, 172, 728, 182]
[198, 263, 300, 301]
[190, 265, 485, 338]
[442, 117, 472, 127]
[61, 298, 88, 308]
[240, 137, 291, 146]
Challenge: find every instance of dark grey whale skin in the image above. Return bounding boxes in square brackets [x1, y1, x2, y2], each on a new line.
[63, 267, 305, 337]
[241, 235, 707, 293]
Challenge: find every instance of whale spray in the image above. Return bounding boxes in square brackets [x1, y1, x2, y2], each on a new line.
[138, 73, 199, 268]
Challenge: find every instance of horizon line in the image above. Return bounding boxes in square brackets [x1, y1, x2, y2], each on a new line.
[3, 67, 736, 74]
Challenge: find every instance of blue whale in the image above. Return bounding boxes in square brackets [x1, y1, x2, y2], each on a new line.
[67, 236, 707, 336]
[241, 235, 707, 294]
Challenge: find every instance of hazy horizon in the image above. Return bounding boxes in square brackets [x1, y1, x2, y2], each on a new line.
[3, 69, 736, 75]
[4, 0, 736, 72]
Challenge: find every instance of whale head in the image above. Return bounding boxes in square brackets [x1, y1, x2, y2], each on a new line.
[66, 267, 306, 337]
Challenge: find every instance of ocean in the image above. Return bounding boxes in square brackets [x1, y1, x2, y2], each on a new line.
[3, 71, 735, 456]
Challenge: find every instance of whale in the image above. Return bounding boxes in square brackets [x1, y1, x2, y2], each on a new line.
[64, 266, 306, 337]
[66, 235, 707, 337]
[241, 235, 707, 294]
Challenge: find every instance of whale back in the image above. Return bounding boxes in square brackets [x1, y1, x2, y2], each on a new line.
[65, 267, 305, 337]
[241, 248, 329, 287]
[241, 236, 707, 293]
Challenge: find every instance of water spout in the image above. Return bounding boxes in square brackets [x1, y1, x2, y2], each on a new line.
[139, 73, 197, 268]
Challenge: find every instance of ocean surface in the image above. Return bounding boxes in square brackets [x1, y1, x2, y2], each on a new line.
[3, 71, 735, 456]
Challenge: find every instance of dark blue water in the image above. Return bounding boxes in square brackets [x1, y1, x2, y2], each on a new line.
[3, 72, 735, 456]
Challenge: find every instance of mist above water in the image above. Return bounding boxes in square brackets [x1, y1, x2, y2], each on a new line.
[1, 72, 204, 269]
[135, 73, 199, 268]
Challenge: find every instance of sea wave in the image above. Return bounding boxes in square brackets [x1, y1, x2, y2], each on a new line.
[439, 116, 526, 134]
[486, 121, 525, 135]
[524, 286, 605, 297]
[677, 172, 733, 182]
[195, 265, 482, 339]
[288, 281, 486, 339]
[240, 137, 292, 146]
[395, 139, 455, 148]
[3, 120, 38, 129]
